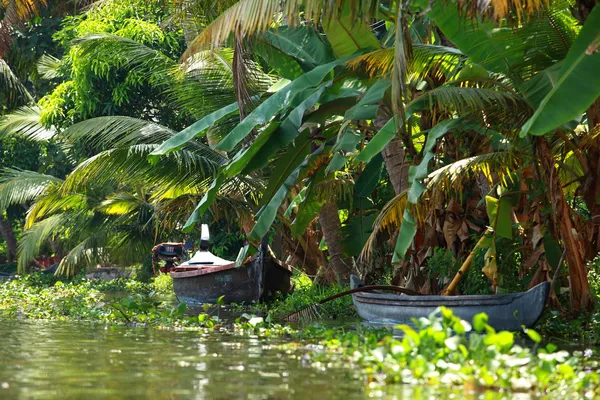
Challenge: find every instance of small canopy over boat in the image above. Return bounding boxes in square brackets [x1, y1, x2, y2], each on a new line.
[182, 251, 233, 266]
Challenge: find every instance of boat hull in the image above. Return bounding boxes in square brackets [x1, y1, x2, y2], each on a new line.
[350, 276, 550, 331]
[171, 253, 291, 304]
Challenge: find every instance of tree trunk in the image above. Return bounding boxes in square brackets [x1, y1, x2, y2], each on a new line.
[318, 202, 352, 283]
[537, 136, 593, 311]
[0, 213, 17, 262]
[382, 138, 410, 194]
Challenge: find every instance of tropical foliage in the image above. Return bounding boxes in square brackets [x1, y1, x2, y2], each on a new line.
[0, 0, 599, 318]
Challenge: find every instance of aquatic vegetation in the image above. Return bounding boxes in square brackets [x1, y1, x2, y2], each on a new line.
[0, 276, 211, 328]
[150, 273, 173, 293]
[105, 293, 218, 328]
[288, 310, 600, 396]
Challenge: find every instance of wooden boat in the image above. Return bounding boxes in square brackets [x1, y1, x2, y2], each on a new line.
[350, 275, 550, 331]
[171, 245, 292, 305]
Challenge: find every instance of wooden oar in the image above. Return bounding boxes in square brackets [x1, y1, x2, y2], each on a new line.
[283, 284, 420, 322]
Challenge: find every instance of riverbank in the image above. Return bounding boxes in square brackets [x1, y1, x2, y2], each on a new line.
[1, 274, 599, 397]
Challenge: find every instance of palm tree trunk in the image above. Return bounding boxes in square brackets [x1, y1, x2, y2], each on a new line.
[318, 202, 352, 283]
[537, 136, 592, 311]
[0, 213, 17, 262]
[382, 138, 409, 194]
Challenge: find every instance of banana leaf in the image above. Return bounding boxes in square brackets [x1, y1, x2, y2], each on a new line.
[341, 211, 377, 257]
[354, 153, 384, 197]
[249, 146, 326, 242]
[243, 85, 328, 173]
[323, 5, 380, 58]
[148, 101, 239, 162]
[182, 173, 226, 231]
[485, 195, 513, 240]
[344, 79, 391, 120]
[355, 117, 396, 163]
[216, 57, 352, 152]
[520, 6, 600, 136]
[259, 27, 334, 68]
[290, 168, 327, 237]
[259, 132, 312, 208]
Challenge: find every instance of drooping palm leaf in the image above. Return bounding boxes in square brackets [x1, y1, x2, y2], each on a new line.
[0, 59, 33, 107]
[0, 169, 63, 211]
[0, 106, 55, 141]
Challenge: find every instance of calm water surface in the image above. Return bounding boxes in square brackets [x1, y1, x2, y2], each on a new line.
[0, 318, 541, 399]
[0, 319, 373, 399]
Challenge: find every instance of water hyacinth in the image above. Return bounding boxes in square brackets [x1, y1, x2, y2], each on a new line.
[342, 307, 600, 395]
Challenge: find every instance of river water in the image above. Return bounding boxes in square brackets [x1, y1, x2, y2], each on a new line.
[0, 319, 378, 399]
[0, 318, 553, 399]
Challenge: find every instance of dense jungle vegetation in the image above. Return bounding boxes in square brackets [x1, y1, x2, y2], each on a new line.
[1, 0, 600, 396]
[1, 0, 599, 309]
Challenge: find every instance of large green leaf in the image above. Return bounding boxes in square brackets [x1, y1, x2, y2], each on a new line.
[341, 211, 377, 257]
[519, 62, 562, 109]
[354, 154, 384, 197]
[520, 6, 600, 136]
[428, 3, 523, 76]
[290, 168, 326, 237]
[355, 118, 396, 163]
[249, 146, 326, 242]
[392, 118, 462, 261]
[148, 102, 239, 162]
[182, 173, 226, 231]
[259, 132, 312, 208]
[323, 6, 380, 58]
[259, 27, 334, 68]
[216, 57, 352, 152]
[408, 119, 462, 203]
[485, 196, 513, 239]
[243, 85, 328, 173]
[344, 79, 391, 120]
[254, 41, 304, 80]
[429, 1, 577, 82]
[543, 235, 562, 270]
[326, 130, 362, 174]
[223, 121, 281, 178]
[392, 209, 417, 263]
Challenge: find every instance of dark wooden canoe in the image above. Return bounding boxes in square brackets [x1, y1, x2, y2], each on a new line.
[171, 249, 291, 304]
[350, 275, 550, 331]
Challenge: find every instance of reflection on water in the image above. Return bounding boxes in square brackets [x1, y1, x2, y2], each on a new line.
[0, 319, 366, 399]
[0, 319, 530, 399]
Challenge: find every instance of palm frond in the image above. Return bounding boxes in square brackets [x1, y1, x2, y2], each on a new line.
[56, 235, 106, 277]
[0, 169, 63, 211]
[183, 0, 383, 54]
[37, 54, 63, 79]
[410, 85, 531, 129]
[61, 144, 222, 195]
[173, 48, 273, 117]
[0, 59, 33, 106]
[26, 192, 87, 228]
[359, 190, 407, 262]
[17, 213, 65, 273]
[425, 151, 520, 196]
[60, 116, 177, 150]
[0, 106, 56, 141]
[98, 193, 147, 215]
